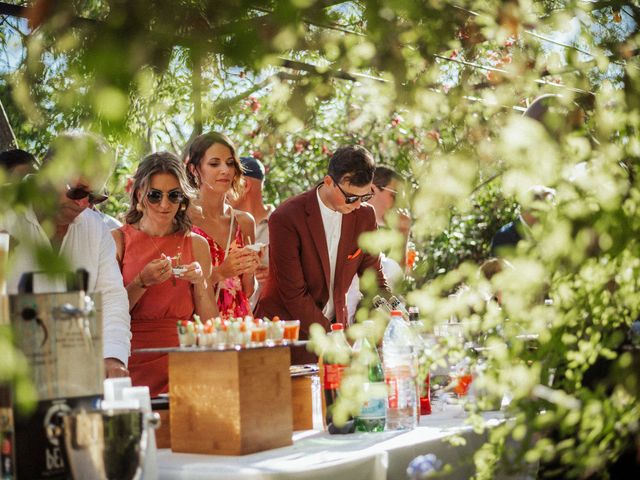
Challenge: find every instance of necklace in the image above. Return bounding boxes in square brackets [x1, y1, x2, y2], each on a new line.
[138, 222, 184, 265]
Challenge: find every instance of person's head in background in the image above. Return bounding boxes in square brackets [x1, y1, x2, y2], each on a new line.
[522, 93, 588, 137]
[369, 166, 402, 226]
[521, 185, 556, 227]
[229, 156, 265, 211]
[0, 148, 36, 180]
[479, 257, 515, 306]
[39, 131, 114, 226]
[321, 145, 376, 215]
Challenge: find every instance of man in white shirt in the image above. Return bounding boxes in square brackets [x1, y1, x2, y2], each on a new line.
[229, 156, 275, 311]
[3, 132, 131, 378]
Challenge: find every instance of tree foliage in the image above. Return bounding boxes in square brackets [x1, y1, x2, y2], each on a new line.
[2, 0, 640, 477]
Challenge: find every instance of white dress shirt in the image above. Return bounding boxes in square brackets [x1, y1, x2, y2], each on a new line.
[4, 208, 131, 365]
[248, 204, 275, 311]
[317, 187, 342, 321]
[346, 252, 403, 324]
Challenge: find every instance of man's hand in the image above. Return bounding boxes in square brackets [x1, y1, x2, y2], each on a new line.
[105, 357, 129, 378]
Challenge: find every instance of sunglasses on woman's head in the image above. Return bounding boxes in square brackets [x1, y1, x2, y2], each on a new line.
[146, 189, 185, 205]
[330, 175, 374, 204]
[66, 185, 109, 205]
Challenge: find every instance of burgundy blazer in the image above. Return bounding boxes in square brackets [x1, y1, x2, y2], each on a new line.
[256, 188, 388, 362]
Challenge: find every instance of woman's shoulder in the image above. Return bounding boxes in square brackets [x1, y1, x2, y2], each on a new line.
[233, 209, 256, 230]
[188, 204, 205, 223]
[189, 230, 210, 249]
[114, 223, 135, 240]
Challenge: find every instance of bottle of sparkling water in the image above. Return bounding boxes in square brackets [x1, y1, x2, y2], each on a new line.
[353, 321, 386, 432]
[383, 310, 418, 430]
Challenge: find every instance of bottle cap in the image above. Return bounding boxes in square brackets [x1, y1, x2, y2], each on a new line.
[330, 323, 344, 331]
[390, 310, 403, 316]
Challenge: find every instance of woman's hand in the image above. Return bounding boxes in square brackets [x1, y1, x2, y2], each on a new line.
[175, 261, 204, 285]
[218, 247, 260, 279]
[139, 256, 173, 287]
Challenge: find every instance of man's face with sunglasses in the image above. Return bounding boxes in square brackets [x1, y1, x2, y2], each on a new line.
[57, 177, 107, 225]
[325, 174, 374, 214]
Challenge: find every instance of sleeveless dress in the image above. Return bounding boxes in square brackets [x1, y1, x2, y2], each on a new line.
[192, 214, 251, 318]
[120, 224, 195, 397]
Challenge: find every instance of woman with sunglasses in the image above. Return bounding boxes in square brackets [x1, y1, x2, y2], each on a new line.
[113, 152, 218, 396]
[184, 132, 260, 318]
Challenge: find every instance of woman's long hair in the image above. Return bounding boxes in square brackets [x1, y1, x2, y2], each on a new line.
[183, 132, 244, 197]
[125, 151, 195, 233]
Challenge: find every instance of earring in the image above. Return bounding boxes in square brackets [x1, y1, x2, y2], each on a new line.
[136, 202, 143, 212]
[180, 204, 187, 212]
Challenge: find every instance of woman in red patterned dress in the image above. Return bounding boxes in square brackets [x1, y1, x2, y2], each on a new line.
[185, 132, 260, 318]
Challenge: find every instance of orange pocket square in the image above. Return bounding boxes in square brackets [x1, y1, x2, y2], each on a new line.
[347, 248, 362, 260]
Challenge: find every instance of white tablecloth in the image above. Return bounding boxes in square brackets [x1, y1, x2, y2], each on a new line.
[156, 406, 518, 480]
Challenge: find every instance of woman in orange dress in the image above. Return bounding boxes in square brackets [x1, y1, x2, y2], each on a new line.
[184, 132, 260, 318]
[113, 152, 218, 397]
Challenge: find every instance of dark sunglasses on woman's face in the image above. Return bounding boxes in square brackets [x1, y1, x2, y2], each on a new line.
[146, 189, 185, 205]
[330, 175, 374, 204]
[66, 185, 109, 205]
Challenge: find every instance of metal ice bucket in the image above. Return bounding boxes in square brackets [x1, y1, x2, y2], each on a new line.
[63, 409, 159, 480]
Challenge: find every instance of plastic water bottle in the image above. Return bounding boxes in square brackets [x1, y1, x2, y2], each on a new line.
[383, 310, 418, 430]
[353, 321, 386, 432]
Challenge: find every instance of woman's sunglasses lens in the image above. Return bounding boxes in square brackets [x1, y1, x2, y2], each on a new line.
[146, 191, 163, 204]
[168, 192, 184, 204]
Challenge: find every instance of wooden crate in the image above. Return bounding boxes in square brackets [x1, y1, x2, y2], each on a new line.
[291, 375, 315, 431]
[155, 409, 171, 449]
[169, 346, 293, 455]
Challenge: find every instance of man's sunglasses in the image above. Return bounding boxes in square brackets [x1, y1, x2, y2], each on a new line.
[330, 176, 374, 204]
[146, 188, 185, 205]
[380, 186, 397, 200]
[66, 185, 109, 205]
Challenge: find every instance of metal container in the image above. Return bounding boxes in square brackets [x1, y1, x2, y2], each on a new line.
[7, 290, 104, 479]
[63, 409, 159, 480]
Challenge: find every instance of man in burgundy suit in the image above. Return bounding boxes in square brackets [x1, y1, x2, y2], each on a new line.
[256, 145, 389, 363]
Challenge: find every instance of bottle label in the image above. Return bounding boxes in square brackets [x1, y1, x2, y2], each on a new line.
[323, 364, 346, 390]
[386, 374, 416, 409]
[358, 382, 386, 419]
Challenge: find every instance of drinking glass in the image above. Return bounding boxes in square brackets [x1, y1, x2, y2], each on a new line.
[283, 320, 300, 342]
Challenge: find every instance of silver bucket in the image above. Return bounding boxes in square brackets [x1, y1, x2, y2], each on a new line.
[63, 409, 160, 480]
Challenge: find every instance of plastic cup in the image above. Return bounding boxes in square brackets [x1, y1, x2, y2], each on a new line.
[283, 320, 300, 342]
[251, 325, 267, 343]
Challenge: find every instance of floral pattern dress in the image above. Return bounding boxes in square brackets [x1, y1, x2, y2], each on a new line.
[192, 222, 251, 318]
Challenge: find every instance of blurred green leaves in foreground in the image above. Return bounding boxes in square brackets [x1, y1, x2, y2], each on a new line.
[2, 0, 640, 477]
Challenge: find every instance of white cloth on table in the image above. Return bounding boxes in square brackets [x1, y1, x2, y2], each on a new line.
[3, 208, 131, 365]
[155, 407, 529, 480]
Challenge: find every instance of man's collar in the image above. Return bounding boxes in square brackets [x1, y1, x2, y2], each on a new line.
[316, 186, 340, 216]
